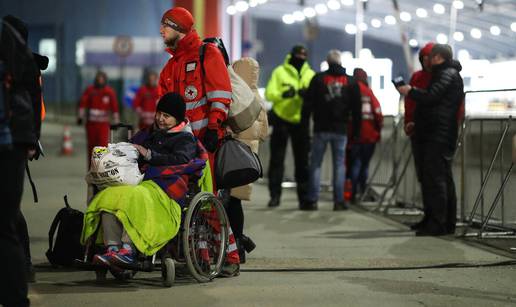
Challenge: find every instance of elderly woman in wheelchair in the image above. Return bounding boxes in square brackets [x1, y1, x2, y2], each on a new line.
[80, 93, 229, 286]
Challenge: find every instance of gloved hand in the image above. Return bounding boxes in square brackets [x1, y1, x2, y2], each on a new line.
[282, 86, 296, 98]
[76, 117, 83, 126]
[202, 129, 219, 153]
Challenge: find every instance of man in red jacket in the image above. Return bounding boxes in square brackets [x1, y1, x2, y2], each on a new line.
[133, 71, 159, 131]
[348, 68, 383, 202]
[404, 42, 433, 230]
[158, 7, 231, 157]
[78, 71, 120, 164]
[158, 6, 239, 276]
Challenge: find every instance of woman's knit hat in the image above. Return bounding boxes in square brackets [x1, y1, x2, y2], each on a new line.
[156, 92, 186, 122]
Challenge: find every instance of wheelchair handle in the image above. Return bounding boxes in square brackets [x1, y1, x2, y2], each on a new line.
[110, 123, 134, 131]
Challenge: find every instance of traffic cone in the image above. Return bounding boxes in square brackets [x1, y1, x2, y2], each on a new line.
[344, 179, 353, 202]
[60, 125, 74, 156]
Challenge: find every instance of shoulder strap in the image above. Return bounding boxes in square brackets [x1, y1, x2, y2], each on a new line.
[199, 43, 208, 76]
[47, 207, 65, 253]
[25, 163, 38, 203]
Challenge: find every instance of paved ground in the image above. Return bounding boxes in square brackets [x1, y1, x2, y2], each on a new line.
[19, 122, 516, 307]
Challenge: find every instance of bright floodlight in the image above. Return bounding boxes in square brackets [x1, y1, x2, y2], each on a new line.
[293, 11, 305, 21]
[315, 3, 328, 15]
[400, 12, 412, 22]
[249, 0, 259, 7]
[433, 3, 445, 14]
[490, 25, 501, 36]
[436, 33, 448, 44]
[303, 7, 316, 18]
[371, 18, 382, 28]
[341, 0, 354, 6]
[409, 39, 418, 47]
[453, 31, 464, 42]
[226, 5, 237, 15]
[327, 0, 341, 10]
[470, 28, 482, 39]
[511, 22, 516, 32]
[416, 8, 428, 18]
[282, 14, 295, 24]
[257, 0, 268, 4]
[235, 1, 249, 12]
[359, 22, 368, 31]
[385, 15, 396, 25]
[345, 24, 357, 35]
[453, 0, 464, 10]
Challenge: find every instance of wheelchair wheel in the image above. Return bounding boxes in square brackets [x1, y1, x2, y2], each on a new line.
[161, 257, 175, 287]
[183, 192, 229, 282]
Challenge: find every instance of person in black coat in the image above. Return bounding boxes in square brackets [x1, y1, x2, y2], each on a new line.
[397, 44, 464, 236]
[302, 49, 361, 211]
[0, 15, 41, 307]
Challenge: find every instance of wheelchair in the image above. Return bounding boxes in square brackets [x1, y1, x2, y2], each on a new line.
[77, 124, 230, 287]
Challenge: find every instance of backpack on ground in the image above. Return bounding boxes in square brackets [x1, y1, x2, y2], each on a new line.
[46, 195, 85, 266]
[199, 37, 262, 133]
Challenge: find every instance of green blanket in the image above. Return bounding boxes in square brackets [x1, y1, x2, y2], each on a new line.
[81, 180, 181, 256]
[81, 163, 213, 256]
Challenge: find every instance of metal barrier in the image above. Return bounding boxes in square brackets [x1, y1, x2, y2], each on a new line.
[360, 115, 423, 216]
[459, 89, 516, 238]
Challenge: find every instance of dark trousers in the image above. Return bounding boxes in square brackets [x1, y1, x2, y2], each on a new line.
[226, 197, 244, 239]
[411, 138, 426, 218]
[417, 141, 457, 231]
[349, 143, 376, 197]
[17, 212, 32, 267]
[0, 146, 30, 307]
[268, 113, 309, 202]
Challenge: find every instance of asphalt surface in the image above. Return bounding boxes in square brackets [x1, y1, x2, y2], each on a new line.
[18, 122, 516, 307]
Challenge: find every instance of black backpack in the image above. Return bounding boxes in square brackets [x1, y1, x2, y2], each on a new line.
[46, 195, 85, 266]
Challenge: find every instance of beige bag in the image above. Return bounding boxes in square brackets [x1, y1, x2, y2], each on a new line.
[226, 66, 263, 133]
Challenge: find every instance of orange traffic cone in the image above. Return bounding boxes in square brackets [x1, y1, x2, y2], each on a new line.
[60, 125, 74, 156]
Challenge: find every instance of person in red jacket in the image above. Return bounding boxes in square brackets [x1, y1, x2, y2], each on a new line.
[158, 7, 231, 159]
[78, 71, 120, 164]
[404, 42, 433, 230]
[133, 71, 159, 131]
[158, 6, 239, 276]
[347, 68, 383, 202]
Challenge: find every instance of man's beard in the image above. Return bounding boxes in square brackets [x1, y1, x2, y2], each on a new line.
[164, 34, 179, 49]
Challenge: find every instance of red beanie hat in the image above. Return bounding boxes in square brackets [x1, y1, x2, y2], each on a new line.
[419, 42, 434, 57]
[161, 7, 194, 33]
[418, 42, 434, 66]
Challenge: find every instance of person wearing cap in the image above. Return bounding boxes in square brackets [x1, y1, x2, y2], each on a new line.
[302, 49, 361, 211]
[403, 42, 433, 230]
[158, 7, 231, 159]
[84, 92, 197, 269]
[347, 68, 383, 203]
[78, 71, 120, 165]
[397, 44, 464, 236]
[133, 70, 160, 131]
[265, 45, 315, 209]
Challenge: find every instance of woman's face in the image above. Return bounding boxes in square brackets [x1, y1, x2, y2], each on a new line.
[155, 111, 177, 130]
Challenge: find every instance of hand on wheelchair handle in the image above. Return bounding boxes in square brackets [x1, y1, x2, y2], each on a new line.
[202, 129, 219, 153]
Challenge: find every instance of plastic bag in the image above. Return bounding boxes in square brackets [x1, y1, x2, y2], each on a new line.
[86, 142, 143, 189]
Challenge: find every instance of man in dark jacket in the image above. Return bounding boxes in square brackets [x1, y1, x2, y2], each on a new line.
[397, 44, 464, 236]
[303, 50, 361, 211]
[0, 15, 41, 307]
